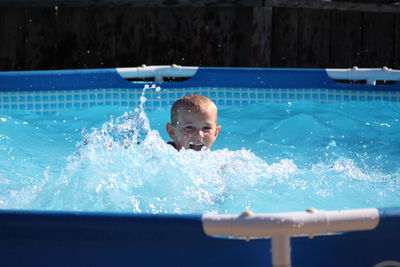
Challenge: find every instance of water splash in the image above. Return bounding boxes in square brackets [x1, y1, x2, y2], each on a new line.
[0, 100, 399, 214]
[32, 87, 301, 213]
[82, 84, 154, 149]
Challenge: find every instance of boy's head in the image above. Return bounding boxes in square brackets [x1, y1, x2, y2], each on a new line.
[166, 94, 221, 151]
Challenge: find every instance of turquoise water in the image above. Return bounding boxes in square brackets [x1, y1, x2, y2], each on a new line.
[0, 92, 399, 214]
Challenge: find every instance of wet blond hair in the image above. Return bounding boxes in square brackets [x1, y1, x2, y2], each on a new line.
[170, 94, 218, 126]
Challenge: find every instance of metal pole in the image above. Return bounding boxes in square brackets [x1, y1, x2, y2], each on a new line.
[271, 234, 291, 267]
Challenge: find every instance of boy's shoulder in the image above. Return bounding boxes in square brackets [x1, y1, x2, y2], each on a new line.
[167, 141, 177, 149]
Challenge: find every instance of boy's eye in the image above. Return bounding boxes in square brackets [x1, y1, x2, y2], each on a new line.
[203, 126, 212, 131]
[185, 126, 194, 130]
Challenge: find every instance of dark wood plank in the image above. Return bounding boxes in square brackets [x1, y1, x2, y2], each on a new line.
[55, 6, 88, 69]
[271, 7, 298, 67]
[394, 13, 400, 68]
[330, 10, 363, 68]
[56, 5, 116, 69]
[114, 6, 145, 67]
[172, 7, 208, 66]
[0, 7, 25, 70]
[266, 0, 400, 13]
[23, 7, 57, 70]
[3, 0, 400, 14]
[361, 12, 395, 67]
[199, 7, 241, 67]
[115, 7, 185, 66]
[0, 0, 263, 8]
[83, 6, 116, 68]
[251, 7, 272, 67]
[232, 7, 254, 67]
[143, 7, 183, 65]
[297, 8, 331, 68]
[333, 0, 393, 3]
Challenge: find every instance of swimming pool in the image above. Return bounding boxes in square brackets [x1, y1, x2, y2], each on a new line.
[0, 65, 399, 267]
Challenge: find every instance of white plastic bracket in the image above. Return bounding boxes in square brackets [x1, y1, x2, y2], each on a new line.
[116, 64, 198, 82]
[326, 66, 400, 85]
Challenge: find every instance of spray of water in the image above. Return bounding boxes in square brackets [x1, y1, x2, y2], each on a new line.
[29, 85, 296, 214]
[1, 92, 399, 213]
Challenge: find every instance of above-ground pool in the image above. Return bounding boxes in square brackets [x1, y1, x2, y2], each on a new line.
[0, 66, 399, 267]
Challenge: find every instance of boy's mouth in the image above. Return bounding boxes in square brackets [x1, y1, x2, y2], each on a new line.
[189, 142, 205, 151]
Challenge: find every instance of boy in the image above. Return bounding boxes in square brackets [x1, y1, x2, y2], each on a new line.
[166, 94, 221, 151]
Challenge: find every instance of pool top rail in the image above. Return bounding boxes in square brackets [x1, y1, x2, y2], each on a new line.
[1, 65, 400, 91]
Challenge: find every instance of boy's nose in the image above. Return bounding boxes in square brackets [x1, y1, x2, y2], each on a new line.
[194, 129, 204, 137]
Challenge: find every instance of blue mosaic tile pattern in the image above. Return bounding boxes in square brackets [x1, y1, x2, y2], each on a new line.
[1, 87, 400, 113]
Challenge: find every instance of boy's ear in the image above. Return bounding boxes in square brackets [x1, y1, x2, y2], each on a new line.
[215, 126, 222, 137]
[166, 123, 176, 140]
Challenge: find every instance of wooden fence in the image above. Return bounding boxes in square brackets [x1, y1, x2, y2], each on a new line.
[0, 0, 399, 70]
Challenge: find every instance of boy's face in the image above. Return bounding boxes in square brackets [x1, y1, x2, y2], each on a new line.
[166, 107, 221, 151]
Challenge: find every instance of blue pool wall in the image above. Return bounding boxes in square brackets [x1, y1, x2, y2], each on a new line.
[0, 67, 400, 266]
[0, 208, 399, 267]
[1, 67, 400, 114]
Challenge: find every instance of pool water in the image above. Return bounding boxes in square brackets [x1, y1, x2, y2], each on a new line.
[0, 90, 399, 214]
